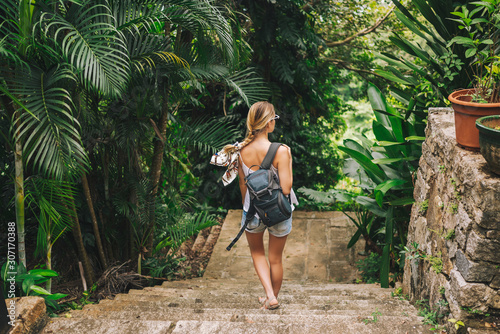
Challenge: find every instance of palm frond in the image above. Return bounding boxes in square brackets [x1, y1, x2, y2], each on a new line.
[223, 68, 271, 107]
[173, 115, 239, 154]
[0, 0, 20, 41]
[111, 0, 167, 33]
[12, 65, 89, 180]
[25, 177, 76, 258]
[127, 31, 189, 73]
[39, 0, 130, 98]
[0, 31, 28, 70]
[163, 0, 234, 64]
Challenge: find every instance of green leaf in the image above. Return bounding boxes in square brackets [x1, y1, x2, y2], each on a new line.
[372, 157, 418, 164]
[43, 293, 68, 300]
[30, 285, 51, 295]
[375, 70, 415, 86]
[22, 277, 34, 295]
[28, 269, 59, 277]
[405, 136, 426, 141]
[376, 52, 412, 71]
[465, 48, 477, 58]
[449, 36, 475, 46]
[377, 141, 406, 147]
[347, 229, 363, 249]
[338, 146, 386, 184]
[375, 179, 407, 194]
[355, 196, 387, 217]
[471, 18, 489, 25]
[374, 179, 407, 207]
[388, 197, 415, 206]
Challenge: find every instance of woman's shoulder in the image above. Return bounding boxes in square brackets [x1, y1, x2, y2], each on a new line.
[277, 144, 291, 156]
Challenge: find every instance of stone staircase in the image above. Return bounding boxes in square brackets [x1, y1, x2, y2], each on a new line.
[41, 210, 430, 333]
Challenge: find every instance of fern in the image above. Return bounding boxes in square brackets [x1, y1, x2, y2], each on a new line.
[297, 187, 337, 204]
[154, 211, 218, 255]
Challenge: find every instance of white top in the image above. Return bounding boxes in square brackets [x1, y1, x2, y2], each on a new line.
[239, 152, 299, 215]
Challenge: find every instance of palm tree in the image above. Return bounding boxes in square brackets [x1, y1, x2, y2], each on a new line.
[25, 178, 76, 293]
[82, 0, 269, 257]
[1, 0, 269, 283]
[0, 0, 129, 284]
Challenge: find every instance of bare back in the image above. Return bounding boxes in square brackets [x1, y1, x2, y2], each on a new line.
[238, 139, 293, 197]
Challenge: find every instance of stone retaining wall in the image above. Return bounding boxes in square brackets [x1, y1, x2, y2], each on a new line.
[403, 108, 500, 331]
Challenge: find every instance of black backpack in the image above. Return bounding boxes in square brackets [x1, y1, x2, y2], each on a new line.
[226, 143, 292, 251]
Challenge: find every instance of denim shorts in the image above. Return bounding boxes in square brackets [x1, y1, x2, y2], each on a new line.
[240, 211, 292, 237]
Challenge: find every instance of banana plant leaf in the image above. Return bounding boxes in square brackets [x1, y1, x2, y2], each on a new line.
[338, 146, 386, 185]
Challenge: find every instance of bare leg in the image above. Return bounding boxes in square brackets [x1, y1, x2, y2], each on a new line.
[268, 233, 287, 298]
[245, 231, 275, 300]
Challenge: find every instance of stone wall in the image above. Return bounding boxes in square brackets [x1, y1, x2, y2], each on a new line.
[403, 108, 500, 332]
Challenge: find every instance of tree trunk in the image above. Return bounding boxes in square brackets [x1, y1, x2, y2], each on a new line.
[14, 138, 26, 268]
[81, 173, 108, 269]
[2, 96, 27, 268]
[46, 234, 52, 293]
[146, 102, 169, 256]
[68, 198, 95, 288]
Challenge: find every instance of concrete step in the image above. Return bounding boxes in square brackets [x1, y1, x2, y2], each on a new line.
[43, 313, 426, 334]
[170, 319, 428, 334]
[145, 282, 395, 297]
[41, 319, 172, 334]
[158, 279, 387, 291]
[112, 292, 415, 310]
[68, 298, 420, 320]
[39, 211, 428, 334]
[120, 289, 397, 302]
[68, 305, 422, 321]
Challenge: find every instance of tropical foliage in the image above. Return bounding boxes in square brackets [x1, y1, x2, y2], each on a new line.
[1, 0, 487, 314]
[0, 0, 269, 295]
[300, 82, 425, 287]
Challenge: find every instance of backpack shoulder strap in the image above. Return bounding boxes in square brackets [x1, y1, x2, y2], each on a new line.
[261, 142, 281, 169]
[226, 203, 256, 251]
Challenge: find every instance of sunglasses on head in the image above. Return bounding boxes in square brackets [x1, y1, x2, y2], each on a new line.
[271, 114, 280, 121]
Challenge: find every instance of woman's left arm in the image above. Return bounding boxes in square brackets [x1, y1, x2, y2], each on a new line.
[276, 145, 293, 195]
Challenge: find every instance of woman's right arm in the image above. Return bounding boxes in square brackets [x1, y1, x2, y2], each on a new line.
[276, 145, 293, 195]
[238, 155, 247, 205]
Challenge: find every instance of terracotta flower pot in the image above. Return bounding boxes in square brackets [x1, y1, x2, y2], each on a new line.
[476, 115, 500, 175]
[448, 89, 500, 151]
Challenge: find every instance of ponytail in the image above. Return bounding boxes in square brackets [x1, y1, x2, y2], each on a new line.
[222, 101, 275, 155]
[222, 131, 256, 155]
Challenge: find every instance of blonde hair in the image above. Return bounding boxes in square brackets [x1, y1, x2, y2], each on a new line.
[223, 101, 276, 154]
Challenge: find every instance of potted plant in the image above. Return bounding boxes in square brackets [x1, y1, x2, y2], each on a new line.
[476, 115, 500, 175]
[447, 1, 500, 150]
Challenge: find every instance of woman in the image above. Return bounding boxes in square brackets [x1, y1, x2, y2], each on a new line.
[223, 101, 298, 310]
